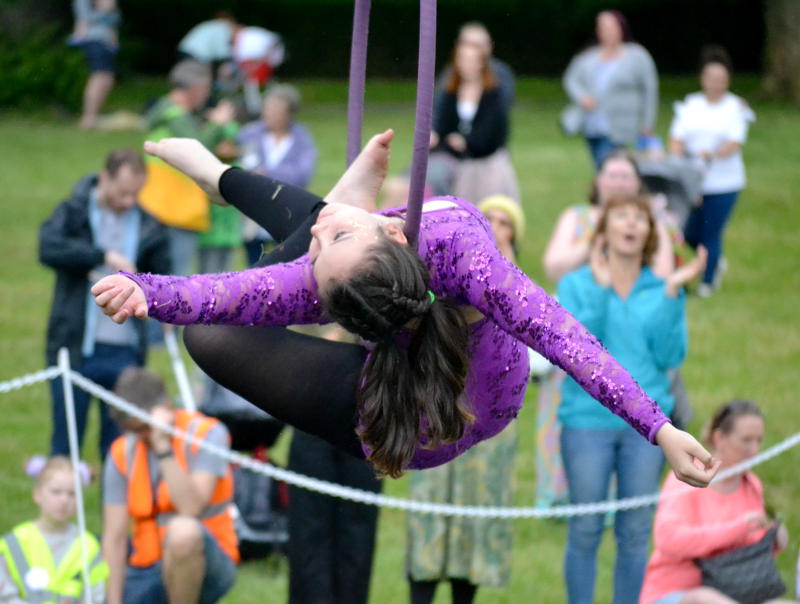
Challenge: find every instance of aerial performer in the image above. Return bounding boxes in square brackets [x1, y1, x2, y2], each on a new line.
[92, 131, 719, 488]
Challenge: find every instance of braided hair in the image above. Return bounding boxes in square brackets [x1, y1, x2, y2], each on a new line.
[322, 232, 471, 478]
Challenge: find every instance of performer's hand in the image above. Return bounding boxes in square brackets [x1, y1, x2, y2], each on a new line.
[143, 138, 230, 205]
[91, 275, 148, 323]
[655, 423, 721, 488]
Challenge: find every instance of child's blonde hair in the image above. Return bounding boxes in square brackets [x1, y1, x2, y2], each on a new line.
[30, 456, 76, 487]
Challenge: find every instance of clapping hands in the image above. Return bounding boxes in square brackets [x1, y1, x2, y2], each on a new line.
[666, 246, 708, 297]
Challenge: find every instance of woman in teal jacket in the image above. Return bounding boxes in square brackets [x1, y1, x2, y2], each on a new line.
[557, 194, 706, 604]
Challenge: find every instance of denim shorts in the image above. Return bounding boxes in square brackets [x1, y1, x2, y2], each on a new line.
[650, 591, 686, 604]
[82, 40, 117, 72]
[123, 528, 236, 604]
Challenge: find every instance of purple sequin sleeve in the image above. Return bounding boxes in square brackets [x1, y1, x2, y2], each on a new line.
[437, 210, 669, 444]
[121, 255, 325, 327]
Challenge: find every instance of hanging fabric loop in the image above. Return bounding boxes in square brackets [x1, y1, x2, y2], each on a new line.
[404, 0, 437, 246]
[345, 0, 436, 246]
[346, 0, 371, 167]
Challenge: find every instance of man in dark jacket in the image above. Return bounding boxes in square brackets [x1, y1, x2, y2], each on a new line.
[39, 148, 170, 460]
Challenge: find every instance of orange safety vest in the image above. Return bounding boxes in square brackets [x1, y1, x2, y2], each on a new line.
[110, 410, 239, 567]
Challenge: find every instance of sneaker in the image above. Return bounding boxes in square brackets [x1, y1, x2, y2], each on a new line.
[697, 283, 714, 298]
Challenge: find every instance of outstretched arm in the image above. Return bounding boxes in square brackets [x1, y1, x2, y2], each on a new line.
[91, 257, 325, 327]
[441, 221, 718, 487]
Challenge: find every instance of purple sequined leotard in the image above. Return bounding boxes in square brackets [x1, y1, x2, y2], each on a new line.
[126, 197, 669, 469]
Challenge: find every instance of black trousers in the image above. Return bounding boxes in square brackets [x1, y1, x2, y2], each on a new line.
[288, 431, 381, 604]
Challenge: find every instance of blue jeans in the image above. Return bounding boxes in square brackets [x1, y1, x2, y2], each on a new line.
[561, 427, 665, 604]
[586, 136, 623, 171]
[49, 344, 138, 460]
[123, 528, 236, 604]
[683, 191, 739, 285]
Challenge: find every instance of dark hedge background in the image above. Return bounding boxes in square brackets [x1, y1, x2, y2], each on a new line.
[2, 0, 765, 76]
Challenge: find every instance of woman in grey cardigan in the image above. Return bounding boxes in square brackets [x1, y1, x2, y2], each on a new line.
[562, 11, 659, 170]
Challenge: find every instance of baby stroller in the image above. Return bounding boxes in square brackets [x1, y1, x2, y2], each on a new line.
[637, 154, 704, 231]
[200, 375, 289, 560]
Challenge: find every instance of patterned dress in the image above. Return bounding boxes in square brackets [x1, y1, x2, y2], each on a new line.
[406, 423, 517, 587]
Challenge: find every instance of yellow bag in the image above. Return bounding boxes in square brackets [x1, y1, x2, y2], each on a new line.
[139, 158, 210, 232]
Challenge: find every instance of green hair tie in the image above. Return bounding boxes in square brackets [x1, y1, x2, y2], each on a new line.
[427, 290, 436, 305]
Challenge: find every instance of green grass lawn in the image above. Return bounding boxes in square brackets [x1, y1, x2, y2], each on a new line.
[0, 76, 798, 603]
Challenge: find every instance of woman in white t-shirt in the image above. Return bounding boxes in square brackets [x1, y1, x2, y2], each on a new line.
[669, 46, 754, 297]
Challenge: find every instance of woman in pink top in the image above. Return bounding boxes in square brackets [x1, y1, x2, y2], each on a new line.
[640, 400, 790, 604]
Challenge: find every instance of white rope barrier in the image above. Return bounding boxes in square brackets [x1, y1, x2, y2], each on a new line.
[0, 367, 61, 393]
[2, 364, 799, 519]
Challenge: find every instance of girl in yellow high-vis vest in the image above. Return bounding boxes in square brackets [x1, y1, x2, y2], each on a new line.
[0, 457, 108, 603]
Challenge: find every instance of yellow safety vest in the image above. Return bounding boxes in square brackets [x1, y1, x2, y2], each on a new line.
[0, 522, 108, 604]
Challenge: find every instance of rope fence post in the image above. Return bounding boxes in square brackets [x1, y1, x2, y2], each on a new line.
[164, 327, 196, 412]
[58, 348, 92, 602]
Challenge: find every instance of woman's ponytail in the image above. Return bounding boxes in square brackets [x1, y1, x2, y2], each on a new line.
[322, 233, 470, 478]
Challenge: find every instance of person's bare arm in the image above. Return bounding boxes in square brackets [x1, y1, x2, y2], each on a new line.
[543, 209, 589, 283]
[715, 140, 742, 159]
[102, 504, 129, 604]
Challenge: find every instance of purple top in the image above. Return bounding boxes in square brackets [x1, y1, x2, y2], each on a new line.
[126, 197, 669, 469]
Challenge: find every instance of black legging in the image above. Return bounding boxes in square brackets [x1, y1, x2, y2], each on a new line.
[409, 578, 477, 604]
[184, 169, 367, 458]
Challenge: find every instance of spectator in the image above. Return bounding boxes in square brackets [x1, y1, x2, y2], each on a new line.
[286, 327, 381, 604]
[405, 195, 523, 604]
[557, 195, 705, 604]
[640, 400, 791, 604]
[238, 84, 317, 266]
[39, 149, 170, 460]
[669, 45, 755, 298]
[537, 151, 677, 507]
[70, 0, 120, 129]
[562, 11, 658, 169]
[196, 136, 243, 274]
[232, 26, 286, 116]
[102, 367, 238, 604]
[197, 203, 242, 274]
[0, 456, 108, 602]
[434, 22, 515, 112]
[138, 59, 238, 276]
[544, 150, 675, 283]
[178, 12, 237, 66]
[430, 41, 519, 203]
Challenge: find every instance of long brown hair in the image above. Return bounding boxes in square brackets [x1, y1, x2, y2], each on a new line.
[444, 41, 497, 94]
[321, 233, 471, 478]
[593, 195, 658, 266]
